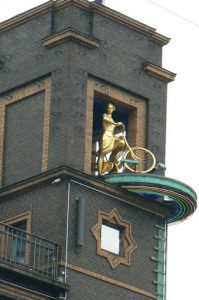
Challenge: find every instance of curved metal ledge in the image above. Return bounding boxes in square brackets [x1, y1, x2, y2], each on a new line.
[104, 173, 197, 223]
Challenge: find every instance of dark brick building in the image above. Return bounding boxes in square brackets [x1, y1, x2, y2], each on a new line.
[0, 1, 196, 300]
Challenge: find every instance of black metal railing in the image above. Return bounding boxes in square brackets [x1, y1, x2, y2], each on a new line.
[0, 222, 59, 279]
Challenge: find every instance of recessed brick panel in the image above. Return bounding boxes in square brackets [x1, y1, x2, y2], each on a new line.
[3, 92, 45, 185]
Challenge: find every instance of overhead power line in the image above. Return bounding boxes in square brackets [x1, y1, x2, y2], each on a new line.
[147, 0, 199, 28]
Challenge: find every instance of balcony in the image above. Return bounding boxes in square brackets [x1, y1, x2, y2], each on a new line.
[0, 222, 59, 280]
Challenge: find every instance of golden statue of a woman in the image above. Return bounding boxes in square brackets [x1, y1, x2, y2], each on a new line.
[97, 103, 157, 175]
[98, 103, 125, 175]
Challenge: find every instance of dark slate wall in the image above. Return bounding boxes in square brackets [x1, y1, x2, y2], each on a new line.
[0, 178, 161, 299]
[0, 182, 68, 248]
[67, 181, 159, 298]
[67, 269, 153, 300]
[0, 2, 169, 299]
[0, 13, 51, 93]
[54, 5, 91, 34]
[0, 3, 167, 180]
[4, 92, 44, 186]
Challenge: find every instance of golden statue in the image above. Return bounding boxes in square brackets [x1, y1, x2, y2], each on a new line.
[98, 103, 156, 175]
[98, 103, 125, 175]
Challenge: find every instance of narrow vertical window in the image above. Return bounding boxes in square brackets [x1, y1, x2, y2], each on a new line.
[8, 221, 27, 264]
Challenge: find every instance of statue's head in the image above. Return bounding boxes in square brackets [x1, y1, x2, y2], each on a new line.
[107, 103, 116, 113]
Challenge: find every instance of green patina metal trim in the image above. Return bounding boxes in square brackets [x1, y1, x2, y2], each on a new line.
[120, 159, 139, 164]
[156, 220, 167, 300]
[104, 173, 197, 223]
[105, 174, 197, 200]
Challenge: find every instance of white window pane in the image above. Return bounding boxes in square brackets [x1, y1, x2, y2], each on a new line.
[101, 224, 120, 254]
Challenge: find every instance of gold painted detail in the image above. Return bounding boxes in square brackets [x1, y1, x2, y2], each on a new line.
[65, 263, 156, 299]
[43, 29, 100, 49]
[0, 77, 51, 187]
[97, 103, 156, 175]
[91, 208, 137, 269]
[143, 63, 176, 82]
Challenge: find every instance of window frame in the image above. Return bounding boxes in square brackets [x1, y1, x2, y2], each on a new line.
[0, 212, 32, 265]
[85, 77, 147, 175]
[91, 208, 137, 269]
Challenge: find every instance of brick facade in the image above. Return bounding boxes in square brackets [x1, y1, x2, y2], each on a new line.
[0, 0, 175, 299]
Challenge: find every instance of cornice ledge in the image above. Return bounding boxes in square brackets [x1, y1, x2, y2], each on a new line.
[0, 166, 171, 218]
[90, 2, 170, 46]
[43, 28, 100, 48]
[143, 63, 176, 83]
[0, 1, 53, 33]
[0, 0, 170, 46]
[150, 32, 170, 46]
[0, 1, 90, 34]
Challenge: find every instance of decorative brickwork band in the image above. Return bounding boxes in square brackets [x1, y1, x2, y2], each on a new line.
[42, 78, 52, 172]
[66, 263, 156, 299]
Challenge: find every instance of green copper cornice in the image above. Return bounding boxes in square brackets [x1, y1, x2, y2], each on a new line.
[104, 173, 197, 223]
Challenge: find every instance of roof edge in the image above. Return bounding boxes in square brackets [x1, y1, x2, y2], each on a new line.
[0, 0, 170, 45]
[0, 1, 53, 33]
